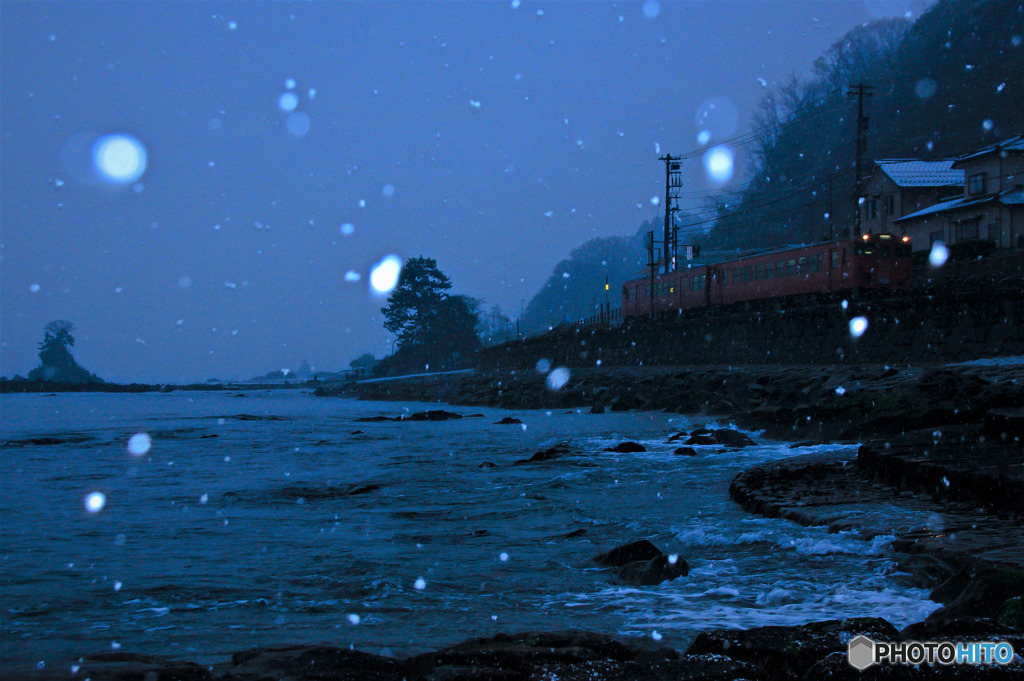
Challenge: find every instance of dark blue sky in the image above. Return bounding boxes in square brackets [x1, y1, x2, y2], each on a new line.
[1, 1, 913, 382]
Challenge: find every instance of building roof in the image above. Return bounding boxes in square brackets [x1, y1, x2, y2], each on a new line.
[874, 159, 963, 187]
[896, 185, 1024, 222]
[956, 134, 1024, 163]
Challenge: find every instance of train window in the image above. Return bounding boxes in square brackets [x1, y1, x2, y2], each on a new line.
[786, 258, 796, 276]
[854, 243, 877, 256]
[806, 254, 817, 273]
[732, 268, 739, 284]
[741, 266, 750, 282]
[755, 263, 764, 280]
[776, 260, 785, 278]
[831, 250, 839, 269]
[691, 275, 700, 291]
[764, 261, 773, 279]
[797, 256, 806, 274]
[895, 243, 912, 257]
[880, 244, 892, 259]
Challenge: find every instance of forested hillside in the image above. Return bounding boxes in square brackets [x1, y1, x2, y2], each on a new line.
[522, 0, 1021, 330]
[708, 0, 1022, 248]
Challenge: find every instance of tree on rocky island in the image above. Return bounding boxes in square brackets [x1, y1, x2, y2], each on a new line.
[28, 320, 103, 383]
[379, 256, 481, 374]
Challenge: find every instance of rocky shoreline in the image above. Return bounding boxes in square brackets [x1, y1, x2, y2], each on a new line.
[11, 363, 1024, 679]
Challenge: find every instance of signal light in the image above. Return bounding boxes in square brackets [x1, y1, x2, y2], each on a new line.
[902, 236, 910, 242]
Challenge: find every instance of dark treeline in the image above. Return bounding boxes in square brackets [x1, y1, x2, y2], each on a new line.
[708, 0, 1023, 248]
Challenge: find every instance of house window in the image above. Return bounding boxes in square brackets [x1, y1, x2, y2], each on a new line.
[884, 194, 895, 217]
[955, 220, 979, 242]
[968, 172, 987, 196]
[866, 198, 878, 220]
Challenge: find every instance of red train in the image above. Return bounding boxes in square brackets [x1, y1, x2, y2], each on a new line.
[622, 233, 912, 319]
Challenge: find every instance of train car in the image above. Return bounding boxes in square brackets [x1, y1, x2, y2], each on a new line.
[622, 233, 911, 319]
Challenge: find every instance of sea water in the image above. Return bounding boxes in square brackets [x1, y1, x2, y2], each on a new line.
[0, 389, 939, 668]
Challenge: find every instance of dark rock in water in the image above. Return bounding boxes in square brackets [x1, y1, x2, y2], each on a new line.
[405, 410, 463, 421]
[513, 442, 571, 466]
[684, 430, 716, 446]
[3, 434, 93, 447]
[615, 554, 689, 586]
[355, 415, 393, 422]
[478, 461, 497, 468]
[712, 428, 756, 447]
[687, 618, 900, 680]
[561, 528, 588, 539]
[465, 414, 486, 418]
[593, 539, 663, 567]
[926, 567, 1024, 625]
[344, 483, 381, 496]
[666, 431, 689, 443]
[225, 645, 403, 681]
[604, 441, 647, 453]
[495, 416, 523, 425]
[55, 653, 212, 681]
[673, 447, 698, 456]
[589, 404, 605, 414]
[350, 430, 364, 435]
[200, 434, 219, 439]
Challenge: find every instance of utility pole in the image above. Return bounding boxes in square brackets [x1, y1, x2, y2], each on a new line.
[659, 154, 682, 273]
[847, 83, 874, 236]
[645, 230, 656, 320]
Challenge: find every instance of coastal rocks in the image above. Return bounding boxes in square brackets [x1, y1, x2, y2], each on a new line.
[925, 567, 1024, 625]
[686, 617, 900, 680]
[593, 540, 663, 566]
[673, 447, 699, 456]
[683, 428, 755, 447]
[356, 410, 468, 423]
[513, 442, 571, 466]
[613, 553, 689, 586]
[44, 653, 212, 681]
[604, 441, 647, 453]
[406, 630, 752, 681]
[593, 540, 689, 587]
[224, 645, 402, 681]
[494, 416, 522, 425]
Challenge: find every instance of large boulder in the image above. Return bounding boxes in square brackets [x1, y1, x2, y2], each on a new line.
[593, 540, 664, 567]
[604, 441, 647, 453]
[615, 554, 689, 586]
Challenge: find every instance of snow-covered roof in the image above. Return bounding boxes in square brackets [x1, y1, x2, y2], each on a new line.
[895, 195, 966, 222]
[998, 186, 1024, 205]
[896, 185, 1024, 221]
[874, 159, 963, 187]
[956, 135, 1024, 163]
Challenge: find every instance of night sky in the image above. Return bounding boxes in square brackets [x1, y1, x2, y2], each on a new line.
[1, 1, 914, 383]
